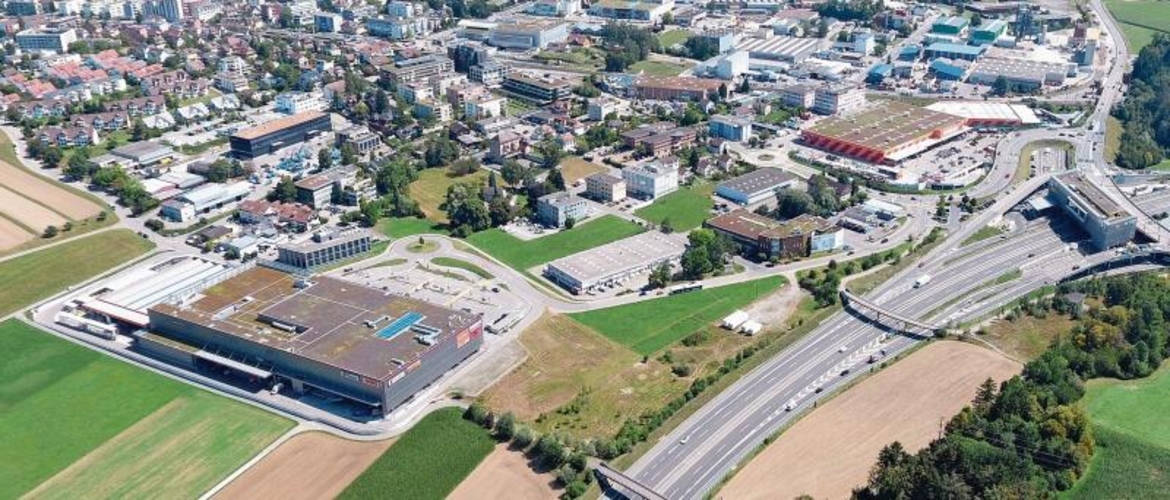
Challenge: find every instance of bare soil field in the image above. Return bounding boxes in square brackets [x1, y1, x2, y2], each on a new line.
[0, 217, 33, 251]
[215, 432, 392, 500]
[0, 160, 101, 220]
[720, 341, 1021, 500]
[448, 443, 558, 500]
[0, 184, 67, 230]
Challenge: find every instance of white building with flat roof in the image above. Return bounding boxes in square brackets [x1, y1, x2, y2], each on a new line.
[623, 162, 679, 200]
[275, 91, 327, 115]
[544, 231, 687, 294]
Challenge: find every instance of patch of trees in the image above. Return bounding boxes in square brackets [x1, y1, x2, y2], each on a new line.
[203, 158, 247, 183]
[1113, 34, 1170, 169]
[90, 166, 158, 215]
[816, 0, 884, 22]
[429, 0, 496, 19]
[601, 23, 660, 72]
[462, 403, 595, 499]
[684, 36, 721, 60]
[857, 272, 1170, 498]
[680, 228, 733, 279]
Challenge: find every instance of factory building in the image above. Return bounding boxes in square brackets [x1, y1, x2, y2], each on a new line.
[276, 229, 373, 270]
[1048, 173, 1136, 251]
[633, 75, 723, 102]
[141, 267, 483, 416]
[968, 57, 1074, 90]
[716, 168, 798, 206]
[801, 101, 967, 164]
[735, 35, 822, 64]
[588, 0, 674, 22]
[971, 20, 1008, 45]
[923, 42, 987, 61]
[544, 231, 687, 294]
[230, 112, 332, 159]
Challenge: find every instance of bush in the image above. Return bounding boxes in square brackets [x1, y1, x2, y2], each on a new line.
[534, 434, 567, 468]
[42, 225, 58, 238]
[144, 218, 165, 232]
[562, 480, 588, 499]
[671, 364, 693, 377]
[495, 411, 517, 440]
[513, 425, 537, 449]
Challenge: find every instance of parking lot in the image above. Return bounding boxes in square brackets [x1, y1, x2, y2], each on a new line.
[339, 259, 529, 333]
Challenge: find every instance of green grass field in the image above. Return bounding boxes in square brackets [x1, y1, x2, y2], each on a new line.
[378, 216, 451, 238]
[634, 183, 715, 231]
[570, 276, 786, 355]
[409, 169, 489, 224]
[960, 225, 1005, 247]
[658, 29, 692, 47]
[629, 60, 695, 77]
[339, 407, 494, 500]
[0, 320, 291, 498]
[0, 229, 154, 317]
[431, 257, 493, 279]
[466, 215, 643, 272]
[1104, 0, 1170, 51]
[1066, 364, 1170, 498]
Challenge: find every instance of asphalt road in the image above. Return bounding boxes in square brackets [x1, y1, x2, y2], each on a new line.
[622, 2, 1151, 495]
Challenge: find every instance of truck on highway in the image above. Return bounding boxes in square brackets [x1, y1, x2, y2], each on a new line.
[914, 274, 932, 288]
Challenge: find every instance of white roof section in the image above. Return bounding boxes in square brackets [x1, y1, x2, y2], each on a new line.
[863, 199, 905, 214]
[81, 257, 238, 326]
[546, 231, 687, 285]
[736, 36, 822, 58]
[722, 310, 750, 329]
[925, 101, 1041, 124]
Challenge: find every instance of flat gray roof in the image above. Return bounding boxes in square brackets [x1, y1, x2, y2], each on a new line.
[546, 231, 687, 285]
[718, 167, 796, 196]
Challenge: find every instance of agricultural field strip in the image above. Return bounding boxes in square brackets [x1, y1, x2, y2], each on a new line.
[0, 160, 101, 220]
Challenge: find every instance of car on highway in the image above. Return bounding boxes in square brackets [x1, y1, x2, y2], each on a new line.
[679, 435, 690, 445]
[838, 345, 848, 353]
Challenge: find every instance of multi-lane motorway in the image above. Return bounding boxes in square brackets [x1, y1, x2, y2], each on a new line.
[620, 1, 1153, 498]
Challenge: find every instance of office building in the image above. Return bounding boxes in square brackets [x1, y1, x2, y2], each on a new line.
[584, 173, 626, 203]
[277, 229, 373, 269]
[381, 55, 455, 86]
[623, 162, 679, 200]
[230, 112, 333, 160]
[535, 192, 590, 228]
[501, 73, 572, 105]
[16, 28, 78, 54]
[705, 210, 838, 260]
[275, 91, 327, 115]
[708, 115, 754, 142]
[812, 83, 866, 116]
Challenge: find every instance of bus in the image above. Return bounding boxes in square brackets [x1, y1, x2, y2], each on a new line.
[669, 282, 704, 295]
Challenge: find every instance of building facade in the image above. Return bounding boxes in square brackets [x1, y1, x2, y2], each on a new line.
[230, 112, 332, 159]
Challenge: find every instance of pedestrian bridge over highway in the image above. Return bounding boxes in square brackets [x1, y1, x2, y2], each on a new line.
[840, 290, 942, 337]
[594, 462, 666, 500]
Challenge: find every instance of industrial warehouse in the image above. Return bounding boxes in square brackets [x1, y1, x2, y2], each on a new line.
[801, 101, 968, 164]
[130, 266, 482, 416]
[544, 231, 688, 294]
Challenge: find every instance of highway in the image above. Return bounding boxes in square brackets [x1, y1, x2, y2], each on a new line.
[621, 1, 1155, 497]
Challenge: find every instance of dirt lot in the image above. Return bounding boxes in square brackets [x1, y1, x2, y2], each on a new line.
[0, 184, 68, 231]
[215, 432, 392, 500]
[560, 157, 606, 185]
[0, 161, 101, 220]
[0, 217, 33, 251]
[448, 443, 558, 500]
[720, 341, 1021, 500]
